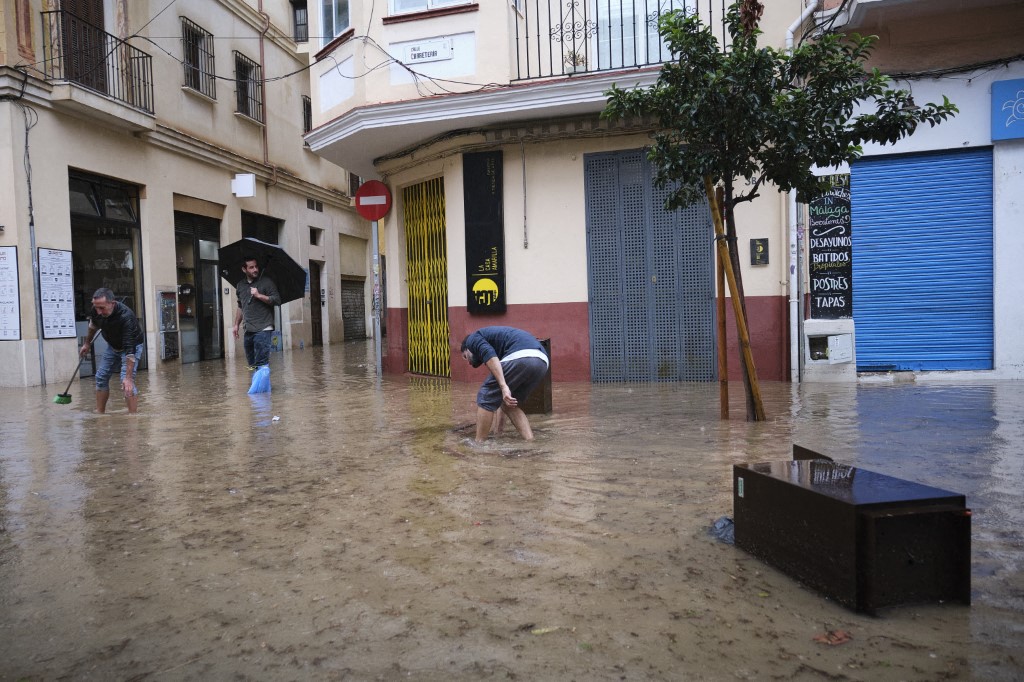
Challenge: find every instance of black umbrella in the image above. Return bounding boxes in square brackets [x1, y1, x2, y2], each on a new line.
[218, 237, 307, 304]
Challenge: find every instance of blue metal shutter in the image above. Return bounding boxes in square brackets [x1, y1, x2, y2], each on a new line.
[851, 148, 993, 371]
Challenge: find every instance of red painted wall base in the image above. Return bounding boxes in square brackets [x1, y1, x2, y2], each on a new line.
[383, 295, 789, 383]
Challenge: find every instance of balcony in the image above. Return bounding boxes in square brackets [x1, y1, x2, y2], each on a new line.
[41, 10, 155, 129]
[308, 1, 733, 177]
[513, 0, 725, 80]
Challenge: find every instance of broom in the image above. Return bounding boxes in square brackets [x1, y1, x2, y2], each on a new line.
[54, 356, 85, 404]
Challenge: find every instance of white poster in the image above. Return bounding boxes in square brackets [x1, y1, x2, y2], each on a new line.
[0, 246, 20, 341]
[38, 248, 76, 339]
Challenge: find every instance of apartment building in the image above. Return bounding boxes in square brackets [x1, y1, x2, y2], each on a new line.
[0, 0, 366, 388]
[804, 0, 1024, 380]
[305, 0, 796, 384]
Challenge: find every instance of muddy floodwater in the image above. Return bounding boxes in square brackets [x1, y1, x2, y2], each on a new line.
[1, 341, 1022, 681]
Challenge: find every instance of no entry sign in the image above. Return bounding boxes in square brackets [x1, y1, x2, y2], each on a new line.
[354, 180, 392, 221]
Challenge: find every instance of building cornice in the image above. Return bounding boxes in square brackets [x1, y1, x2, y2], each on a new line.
[305, 68, 661, 177]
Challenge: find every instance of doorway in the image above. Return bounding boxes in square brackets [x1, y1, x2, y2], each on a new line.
[340, 278, 366, 340]
[309, 260, 323, 346]
[70, 171, 145, 377]
[584, 149, 716, 382]
[174, 212, 223, 363]
[403, 178, 449, 377]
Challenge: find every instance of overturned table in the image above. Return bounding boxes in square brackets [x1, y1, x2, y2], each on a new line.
[733, 448, 971, 614]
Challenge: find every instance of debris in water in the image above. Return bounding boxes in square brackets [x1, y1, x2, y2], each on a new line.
[813, 629, 852, 645]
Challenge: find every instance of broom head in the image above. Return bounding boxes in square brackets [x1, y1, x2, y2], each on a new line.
[53, 393, 72, 404]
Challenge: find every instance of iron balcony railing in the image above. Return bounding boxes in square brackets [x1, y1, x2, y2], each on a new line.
[513, 0, 729, 80]
[42, 10, 154, 114]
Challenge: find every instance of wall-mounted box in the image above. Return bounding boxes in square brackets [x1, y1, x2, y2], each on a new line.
[803, 318, 856, 382]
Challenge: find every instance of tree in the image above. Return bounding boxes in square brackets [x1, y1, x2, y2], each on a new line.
[602, 0, 957, 420]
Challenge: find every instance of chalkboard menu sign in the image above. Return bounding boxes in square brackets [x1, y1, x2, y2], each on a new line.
[808, 175, 852, 319]
[464, 151, 506, 314]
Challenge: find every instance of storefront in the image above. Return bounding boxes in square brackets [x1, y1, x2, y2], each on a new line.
[69, 171, 146, 376]
[174, 212, 223, 363]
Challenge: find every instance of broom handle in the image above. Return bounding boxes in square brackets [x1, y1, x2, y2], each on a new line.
[63, 355, 85, 394]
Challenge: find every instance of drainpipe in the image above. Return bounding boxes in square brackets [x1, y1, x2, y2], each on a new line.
[786, 1, 817, 384]
[257, 2, 278, 187]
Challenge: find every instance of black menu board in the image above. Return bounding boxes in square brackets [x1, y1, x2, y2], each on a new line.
[808, 175, 852, 319]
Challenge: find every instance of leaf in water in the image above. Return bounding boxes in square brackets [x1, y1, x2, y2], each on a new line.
[813, 629, 853, 645]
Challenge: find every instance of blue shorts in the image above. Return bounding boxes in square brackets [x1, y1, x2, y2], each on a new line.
[476, 357, 549, 412]
[95, 343, 144, 393]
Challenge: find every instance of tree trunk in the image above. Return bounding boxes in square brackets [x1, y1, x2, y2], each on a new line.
[708, 178, 765, 421]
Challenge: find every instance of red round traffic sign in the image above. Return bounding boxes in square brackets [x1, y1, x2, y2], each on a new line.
[354, 180, 392, 221]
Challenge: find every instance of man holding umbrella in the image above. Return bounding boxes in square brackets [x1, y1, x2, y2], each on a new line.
[233, 255, 281, 370]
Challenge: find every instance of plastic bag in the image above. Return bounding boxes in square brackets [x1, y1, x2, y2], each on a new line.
[708, 516, 735, 544]
[248, 365, 271, 394]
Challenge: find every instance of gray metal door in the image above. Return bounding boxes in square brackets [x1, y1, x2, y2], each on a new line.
[585, 149, 715, 382]
[341, 279, 366, 340]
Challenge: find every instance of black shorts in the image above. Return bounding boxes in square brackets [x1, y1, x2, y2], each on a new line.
[476, 357, 549, 411]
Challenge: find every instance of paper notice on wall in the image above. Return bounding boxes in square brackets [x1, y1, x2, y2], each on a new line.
[38, 248, 76, 339]
[0, 246, 20, 341]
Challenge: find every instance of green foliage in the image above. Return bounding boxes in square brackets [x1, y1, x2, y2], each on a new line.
[602, 4, 958, 209]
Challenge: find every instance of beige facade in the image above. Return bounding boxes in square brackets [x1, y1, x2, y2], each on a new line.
[306, 1, 797, 384]
[0, 0, 367, 388]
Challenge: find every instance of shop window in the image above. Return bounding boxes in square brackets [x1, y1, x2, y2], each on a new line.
[68, 172, 144, 345]
[69, 177, 101, 216]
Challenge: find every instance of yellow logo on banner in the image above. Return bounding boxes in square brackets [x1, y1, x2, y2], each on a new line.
[472, 278, 500, 306]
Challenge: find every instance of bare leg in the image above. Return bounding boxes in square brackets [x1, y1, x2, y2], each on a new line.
[492, 408, 507, 436]
[503, 406, 534, 441]
[126, 392, 138, 414]
[475, 407, 496, 442]
[96, 389, 110, 414]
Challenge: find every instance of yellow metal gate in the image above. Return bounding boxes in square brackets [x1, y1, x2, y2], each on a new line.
[404, 178, 450, 377]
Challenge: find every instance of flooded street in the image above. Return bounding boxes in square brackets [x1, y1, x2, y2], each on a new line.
[1, 341, 1022, 681]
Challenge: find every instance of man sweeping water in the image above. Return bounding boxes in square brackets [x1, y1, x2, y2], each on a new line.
[79, 288, 145, 414]
[232, 256, 280, 392]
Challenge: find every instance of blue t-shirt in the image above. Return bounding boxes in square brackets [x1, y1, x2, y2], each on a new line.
[462, 326, 545, 368]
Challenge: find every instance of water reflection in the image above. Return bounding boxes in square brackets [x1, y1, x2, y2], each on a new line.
[0, 343, 1022, 680]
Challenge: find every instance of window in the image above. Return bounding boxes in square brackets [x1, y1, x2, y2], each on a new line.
[302, 95, 312, 134]
[234, 51, 263, 122]
[321, 0, 350, 44]
[392, 0, 467, 14]
[349, 173, 361, 197]
[292, 1, 308, 42]
[310, 228, 324, 245]
[181, 18, 216, 98]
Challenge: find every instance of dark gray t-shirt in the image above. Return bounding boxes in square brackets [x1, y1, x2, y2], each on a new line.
[236, 276, 280, 333]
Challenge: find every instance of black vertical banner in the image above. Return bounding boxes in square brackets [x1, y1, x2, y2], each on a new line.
[808, 174, 853, 319]
[464, 151, 506, 314]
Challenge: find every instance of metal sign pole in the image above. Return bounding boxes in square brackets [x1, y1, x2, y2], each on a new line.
[371, 218, 382, 376]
